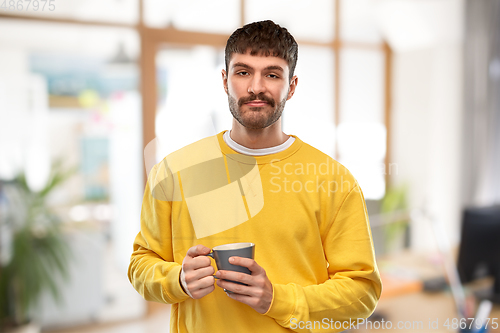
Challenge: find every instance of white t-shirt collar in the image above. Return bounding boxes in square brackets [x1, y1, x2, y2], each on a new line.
[223, 130, 295, 156]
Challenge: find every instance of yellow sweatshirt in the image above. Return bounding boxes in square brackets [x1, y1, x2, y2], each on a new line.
[128, 130, 381, 333]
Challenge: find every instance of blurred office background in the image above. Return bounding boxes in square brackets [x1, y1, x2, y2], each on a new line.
[0, 0, 499, 332]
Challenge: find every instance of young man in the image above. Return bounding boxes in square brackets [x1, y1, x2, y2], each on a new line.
[129, 20, 381, 332]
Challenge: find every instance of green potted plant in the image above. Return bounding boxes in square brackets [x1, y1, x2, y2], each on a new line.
[0, 161, 74, 332]
[380, 183, 410, 254]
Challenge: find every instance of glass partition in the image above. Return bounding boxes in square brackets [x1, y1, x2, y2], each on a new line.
[0, 20, 145, 327]
[283, 45, 336, 158]
[338, 48, 386, 199]
[155, 45, 226, 162]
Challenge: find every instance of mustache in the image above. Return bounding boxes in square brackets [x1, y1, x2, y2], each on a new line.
[238, 93, 275, 107]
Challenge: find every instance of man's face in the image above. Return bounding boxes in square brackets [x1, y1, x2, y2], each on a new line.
[222, 51, 297, 130]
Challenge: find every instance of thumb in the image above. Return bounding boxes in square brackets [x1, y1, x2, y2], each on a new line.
[186, 244, 211, 258]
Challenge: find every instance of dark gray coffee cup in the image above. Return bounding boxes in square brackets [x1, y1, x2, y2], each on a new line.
[206, 242, 255, 292]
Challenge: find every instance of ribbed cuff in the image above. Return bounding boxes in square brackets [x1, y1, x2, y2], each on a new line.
[263, 283, 296, 324]
[179, 267, 194, 298]
[163, 265, 190, 303]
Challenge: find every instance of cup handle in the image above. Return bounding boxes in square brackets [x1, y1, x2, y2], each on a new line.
[205, 251, 218, 279]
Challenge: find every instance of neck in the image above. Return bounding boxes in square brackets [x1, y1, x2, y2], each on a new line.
[230, 119, 289, 149]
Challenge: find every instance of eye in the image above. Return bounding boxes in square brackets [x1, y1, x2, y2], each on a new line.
[236, 71, 249, 76]
[267, 74, 280, 79]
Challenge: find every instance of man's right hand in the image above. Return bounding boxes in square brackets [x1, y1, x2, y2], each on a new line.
[180, 245, 215, 299]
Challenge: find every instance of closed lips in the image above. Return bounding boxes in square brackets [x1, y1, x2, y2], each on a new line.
[245, 101, 268, 106]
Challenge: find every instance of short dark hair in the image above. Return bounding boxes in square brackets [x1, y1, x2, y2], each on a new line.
[225, 20, 298, 80]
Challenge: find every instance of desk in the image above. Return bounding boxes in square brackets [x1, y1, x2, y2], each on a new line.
[356, 292, 500, 333]
[354, 251, 500, 333]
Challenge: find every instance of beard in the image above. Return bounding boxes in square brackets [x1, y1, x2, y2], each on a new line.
[228, 92, 288, 130]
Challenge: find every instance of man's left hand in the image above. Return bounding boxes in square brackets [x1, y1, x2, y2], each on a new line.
[215, 257, 273, 314]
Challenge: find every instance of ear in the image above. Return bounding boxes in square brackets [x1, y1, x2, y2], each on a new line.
[222, 69, 228, 95]
[286, 75, 298, 100]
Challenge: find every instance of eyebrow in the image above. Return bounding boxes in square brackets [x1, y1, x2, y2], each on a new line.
[232, 62, 284, 72]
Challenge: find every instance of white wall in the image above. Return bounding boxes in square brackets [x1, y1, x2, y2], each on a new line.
[387, 0, 465, 251]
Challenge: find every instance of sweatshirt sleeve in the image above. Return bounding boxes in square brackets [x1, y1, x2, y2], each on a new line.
[128, 163, 190, 304]
[263, 183, 382, 332]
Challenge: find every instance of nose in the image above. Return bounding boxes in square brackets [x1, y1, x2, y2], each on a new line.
[248, 74, 266, 95]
